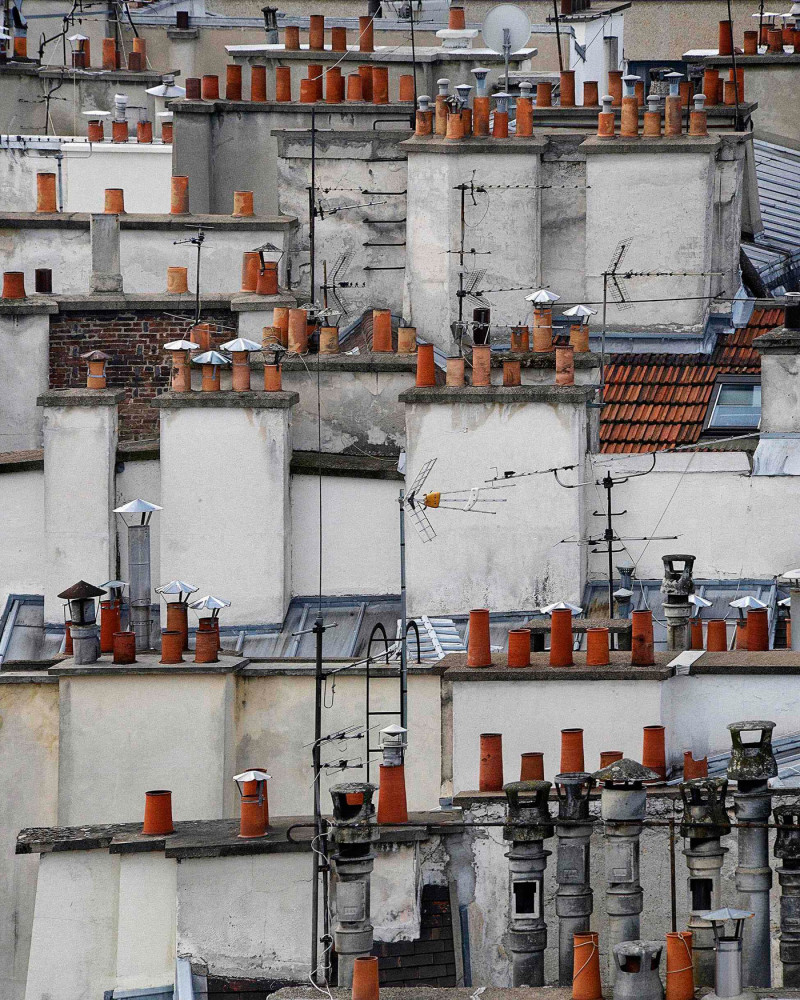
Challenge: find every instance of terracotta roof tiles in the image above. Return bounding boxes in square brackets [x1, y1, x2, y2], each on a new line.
[600, 308, 784, 454]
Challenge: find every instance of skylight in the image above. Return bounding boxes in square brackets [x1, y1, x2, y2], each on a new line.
[705, 378, 761, 432]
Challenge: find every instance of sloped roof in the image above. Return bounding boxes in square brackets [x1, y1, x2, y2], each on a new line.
[600, 307, 784, 454]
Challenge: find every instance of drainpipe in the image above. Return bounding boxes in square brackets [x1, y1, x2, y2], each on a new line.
[775, 804, 800, 987]
[661, 554, 695, 651]
[727, 720, 777, 988]
[329, 782, 378, 988]
[554, 771, 595, 986]
[594, 758, 659, 978]
[680, 777, 730, 986]
[503, 780, 553, 986]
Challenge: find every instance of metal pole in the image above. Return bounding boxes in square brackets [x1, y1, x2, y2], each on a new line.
[409, 5, 418, 127]
[669, 816, 677, 932]
[604, 475, 614, 619]
[552, 0, 564, 74]
[311, 616, 324, 984]
[309, 106, 316, 305]
[727, 0, 741, 130]
[399, 490, 408, 732]
[195, 231, 202, 325]
[600, 272, 608, 401]
[503, 28, 510, 93]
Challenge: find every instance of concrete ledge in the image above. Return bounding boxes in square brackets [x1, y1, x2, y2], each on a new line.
[690, 651, 800, 674]
[0, 670, 58, 684]
[0, 297, 59, 315]
[442, 650, 673, 680]
[16, 812, 453, 858]
[399, 385, 596, 404]
[48, 651, 249, 676]
[0, 212, 297, 231]
[283, 354, 417, 373]
[522, 616, 631, 634]
[179, 97, 413, 112]
[230, 291, 297, 311]
[582, 134, 722, 154]
[0, 449, 44, 473]
[290, 450, 404, 480]
[151, 389, 299, 408]
[37, 388, 125, 407]
[702, 54, 800, 66]
[39, 67, 162, 84]
[402, 135, 548, 155]
[275, 988, 575, 1000]
[752, 325, 798, 353]
[493, 351, 601, 369]
[54, 293, 234, 312]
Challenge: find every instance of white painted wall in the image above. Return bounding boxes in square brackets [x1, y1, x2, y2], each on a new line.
[404, 148, 542, 353]
[570, 14, 624, 105]
[0, 222, 292, 295]
[0, 681, 58, 1000]
[235, 672, 442, 816]
[41, 399, 117, 623]
[0, 470, 45, 613]
[116, 852, 176, 992]
[290, 475, 399, 597]
[587, 451, 800, 582]
[57, 673, 236, 825]
[451, 677, 664, 789]
[0, 313, 50, 452]
[24, 849, 120, 1000]
[159, 403, 292, 625]
[404, 396, 588, 616]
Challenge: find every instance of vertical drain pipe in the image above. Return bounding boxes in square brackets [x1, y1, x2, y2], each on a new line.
[728, 720, 777, 988]
[775, 804, 800, 987]
[503, 780, 554, 986]
[329, 783, 378, 988]
[680, 777, 731, 986]
[554, 772, 595, 986]
[595, 758, 659, 977]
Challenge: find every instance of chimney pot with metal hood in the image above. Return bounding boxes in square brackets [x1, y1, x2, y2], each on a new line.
[113, 499, 161, 652]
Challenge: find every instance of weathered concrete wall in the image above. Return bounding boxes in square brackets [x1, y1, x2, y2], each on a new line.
[403, 390, 590, 616]
[0, 470, 45, 613]
[539, 137, 587, 307]
[0, 217, 295, 294]
[0, 679, 58, 1000]
[116, 852, 177, 992]
[587, 451, 800, 582]
[282, 364, 414, 455]
[41, 393, 118, 623]
[760, 352, 800, 434]
[24, 849, 120, 1000]
[57, 672, 237, 825]
[276, 129, 408, 314]
[235, 671, 443, 815]
[290, 475, 399, 597]
[404, 141, 544, 354]
[0, 312, 50, 451]
[158, 400, 293, 625]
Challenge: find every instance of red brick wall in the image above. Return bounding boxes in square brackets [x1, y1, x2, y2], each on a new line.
[49, 310, 231, 441]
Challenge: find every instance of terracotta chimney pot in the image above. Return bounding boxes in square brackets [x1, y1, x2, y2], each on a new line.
[747, 607, 768, 651]
[743, 29, 759, 54]
[569, 323, 589, 352]
[515, 96, 533, 136]
[273, 306, 290, 347]
[446, 357, 465, 386]
[2, 271, 26, 300]
[195, 629, 219, 663]
[99, 599, 121, 653]
[264, 364, 282, 391]
[537, 82, 553, 107]
[251, 65, 268, 101]
[347, 73, 364, 102]
[307, 64, 324, 100]
[160, 630, 184, 664]
[331, 26, 347, 51]
[493, 110, 509, 138]
[620, 95, 639, 136]
[473, 95, 490, 135]
[690, 619, 704, 649]
[87, 120, 105, 142]
[161, 122, 174, 144]
[683, 750, 708, 780]
[703, 68, 720, 105]
[471, 344, 492, 385]
[550, 608, 574, 667]
[372, 66, 389, 104]
[449, 5, 466, 29]
[467, 608, 492, 667]
[718, 19, 734, 54]
[185, 78, 201, 99]
[36, 172, 57, 213]
[372, 309, 393, 351]
[359, 15, 374, 52]
[136, 121, 153, 144]
[104, 188, 125, 214]
[560, 70, 576, 106]
[284, 25, 300, 50]
[511, 326, 530, 352]
[352, 956, 379, 1000]
[560, 728, 584, 772]
[520, 752, 544, 780]
[377, 763, 408, 823]
[555, 345, 575, 385]
[399, 74, 414, 102]
[275, 66, 292, 102]
[112, 120, 129, 144]
[241, 251, 260, 292]
[586, 627, 609, 666]
[101, 37, 117, 70]
[201, 74, 220, 100]
[706, 619, 727, 651]
[299, 78, 316, 103]
[507, 628, 531, 667]
[642, 724, 667, 780]
[532, 307, 553, 351]
[232, 191, 255, 217]
[416, 343, 436, 387]
[308, 14, 325, 50]
[608, 70, 623, 106]
[167, 266, 189, 294]
[326, 67, 344, 103]
[319, 327, 339, 353]
[573, 931, 602, 1000]
[631, 608, 655, 665]
[112, 631, 136, 664]
[359, 65, 373, 102]
[190, 323, 213, 352]
[479, 733, 504, 790]
[256, 261, 278, 295]
[397, 326, 417, 353]
[288, 308, 308, 353]
[142, 790, 174, 835]
[503, 360, 521, 386]
[600, 750, 623, 768]
[226, 63, 243, 100]
[582, 81, 599, 106]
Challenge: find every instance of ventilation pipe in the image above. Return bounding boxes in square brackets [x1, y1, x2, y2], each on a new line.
[554, 772, 595, 985]
[113, 499, 161, 651]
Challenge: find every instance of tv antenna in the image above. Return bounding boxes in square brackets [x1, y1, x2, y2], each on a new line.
[555, 457, 678, 619]
[173, 223, 213, 325]
[448, 177, 491, 350]
[482, 3, 532, 93]
[320, 252, 365, 319]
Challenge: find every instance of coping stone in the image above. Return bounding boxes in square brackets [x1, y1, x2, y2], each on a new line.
[752, 325, 800, 354]
[290, 450, 404, 481]
[690, 650, 800, 675]
[582, 134, 722, 154]
[53, 293, 235, 312]
[151, 389, 299, 409]
[274, 988, 577, 1000]
[37, 388, 125, 407]
[48, 651, 249, 676]
[702, 53, 800, 67]
[0, 298, 59, 316]
[230, 292, 297, 311]
[400, 385, 596, 405]
[493, 351, 601, 369]
[442, 650, 673, 681]
[283, 354, 417, 374]
[0, 212, 297, 231]
[402, 135, 548, 155]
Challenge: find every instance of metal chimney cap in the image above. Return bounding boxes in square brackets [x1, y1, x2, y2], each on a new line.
[697, 907, 753, 922]
[100, 579, 127, 590]
[164, 339, 198, 351]
[81, 349, 111, 361]
[233, 769, 270, 783]
[58, 580, 107, 600]
[594, 757, 660, 784]
[526, 288, 561, 304]
[779, 597, 791, 606]
[689, 594, 712, 607]
[82, 110, 111, 118]
[192, 350, 230, 366]
[220, 337, 263, 352]
[381, 724, 408, 735]
[156, 580, 199, 595]
[622, 74, 641, 83]
[664, 71, 684, 80]
[113, 499, 162, 514]
[146, 82, 187, 98]
[613, 588, 633, 599]
[471, 66, 491, 76]
[68, 33, 89, 41]
[563, 304, 596, 318]
[189, 595, 232, 610]
[779, 567, 800, 583]
[540, 600, 582, 614]
[729, 595, 766, 609]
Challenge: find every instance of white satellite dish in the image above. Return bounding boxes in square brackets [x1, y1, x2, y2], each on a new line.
[482, 4, 532, 54]
[481, 5, 531, 92]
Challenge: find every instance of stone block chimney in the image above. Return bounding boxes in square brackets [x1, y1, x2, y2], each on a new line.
[90, 214, 123, 294]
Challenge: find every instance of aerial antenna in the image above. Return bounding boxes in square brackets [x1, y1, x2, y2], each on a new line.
[319, 253, 365, 319]
[173, 223, 213, 326]
[481, 4, 531, 94]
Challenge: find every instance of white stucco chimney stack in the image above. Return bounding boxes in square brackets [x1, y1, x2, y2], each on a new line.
[753, 294, 800, 475]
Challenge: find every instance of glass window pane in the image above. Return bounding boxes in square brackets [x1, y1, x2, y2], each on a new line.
[709, 383, 760, 429]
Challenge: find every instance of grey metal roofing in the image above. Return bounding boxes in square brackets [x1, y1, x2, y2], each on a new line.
[743, 139, 800, 292]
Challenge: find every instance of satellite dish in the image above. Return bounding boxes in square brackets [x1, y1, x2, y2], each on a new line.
[482, 4, 531, 55]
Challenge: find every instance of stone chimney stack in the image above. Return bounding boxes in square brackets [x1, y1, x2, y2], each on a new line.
[90, 214, 123, 294]
[753, 295, 800, 475]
